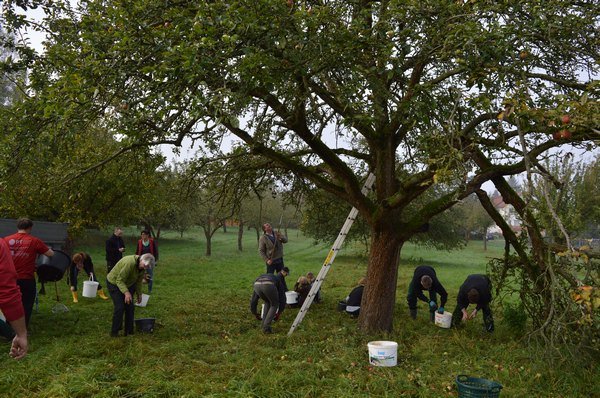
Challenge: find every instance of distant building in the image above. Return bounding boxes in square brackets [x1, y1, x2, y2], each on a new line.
[488, 191, 522, 235]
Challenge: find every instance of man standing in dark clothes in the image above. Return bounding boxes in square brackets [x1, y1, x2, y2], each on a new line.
[407, 265, 448, 322]
[250, 273, 286, 334]
[105, 227, 125, 273]
[452, 274, 494, 332]
[277, 266, 290, 292]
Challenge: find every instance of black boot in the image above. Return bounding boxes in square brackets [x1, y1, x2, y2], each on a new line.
[410, 309, 417, 320]
[430, 311, 435, 322]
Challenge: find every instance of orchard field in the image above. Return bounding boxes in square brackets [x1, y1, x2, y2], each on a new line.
[1, 228, 598, 397]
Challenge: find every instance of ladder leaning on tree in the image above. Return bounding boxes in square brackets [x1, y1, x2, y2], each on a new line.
[287, 173, 376, 337]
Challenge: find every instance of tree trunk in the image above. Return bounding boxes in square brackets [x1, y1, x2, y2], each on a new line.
[238, 221, 244, 251]
[358, 228, 403, 333]
[204, 215, 212, 256]
[483, 227, 487, 251]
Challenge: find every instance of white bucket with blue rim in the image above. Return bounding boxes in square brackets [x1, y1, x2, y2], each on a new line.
[368, 341, 398, 367]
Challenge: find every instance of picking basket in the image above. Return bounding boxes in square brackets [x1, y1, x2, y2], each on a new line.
[455, 374, 502, 398]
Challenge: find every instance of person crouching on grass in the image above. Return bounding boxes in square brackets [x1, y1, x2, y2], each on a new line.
[68, 252, 109, 302]
[106, 253, 155, 337]
[451, 274, 494, 332]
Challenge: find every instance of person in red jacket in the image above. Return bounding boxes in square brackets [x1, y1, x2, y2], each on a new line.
[3, 218, 54, 327]
[0, 238, 28, 359]
[135, 230, 158, 293]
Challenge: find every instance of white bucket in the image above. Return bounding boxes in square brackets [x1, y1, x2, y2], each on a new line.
[82, 281, 99, 298]
[285, 291, 299, 304]
[435, 311, 453, 328]
[368, 341, 398, 367]
[135, 294, 150, 307]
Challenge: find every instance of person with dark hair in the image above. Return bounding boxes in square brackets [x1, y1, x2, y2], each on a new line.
[3, 218, 54, 328]
[406, 265, 448, 322]
[68, 252, 109, 302]
[250, 273, 287, 334]
[135, 230, 159, 293]
[0, 239, 28, 359]
[106, 253, 155, 337]
[258, 223, 287, 274]
[452, 274, 494, 332]
[105, 227, 125, 273]
[277, 266, 290, 292]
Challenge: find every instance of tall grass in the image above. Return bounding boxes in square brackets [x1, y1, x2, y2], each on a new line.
[0, 229, 597, 397]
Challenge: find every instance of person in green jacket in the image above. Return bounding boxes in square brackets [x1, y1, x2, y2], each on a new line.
[106, 253, 155, 337]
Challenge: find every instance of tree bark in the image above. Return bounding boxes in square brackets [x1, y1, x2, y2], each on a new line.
[238, 221, 244, 252]
[358, 227, 403, 333]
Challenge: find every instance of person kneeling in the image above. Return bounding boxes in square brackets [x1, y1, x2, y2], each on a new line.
[338, 277, 366, 317]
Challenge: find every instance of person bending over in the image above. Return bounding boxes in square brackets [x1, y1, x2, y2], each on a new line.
[452, 274, 494, 332]
[406, 265, 448, 322]
[250, 273, 286, 334]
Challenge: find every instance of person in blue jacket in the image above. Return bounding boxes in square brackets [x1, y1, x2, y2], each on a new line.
[407, 265, 448, 321]
[250, 273, 286, 334]
[452, 274, 494, 332]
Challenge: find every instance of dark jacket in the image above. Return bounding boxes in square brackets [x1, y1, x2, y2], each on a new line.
[346, 285, 364, 307]
[293, 281, 311, 307]
[250, 273, 287, 315]
[457, 274, 492, 310]
[409, 265, 448, 307]
[105, 234, 125, 265]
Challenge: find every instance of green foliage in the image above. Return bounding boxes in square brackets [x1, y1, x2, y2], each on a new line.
[502, 302, 528, 337]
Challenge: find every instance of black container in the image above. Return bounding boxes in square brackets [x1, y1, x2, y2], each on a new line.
[135, 318, 156, 333]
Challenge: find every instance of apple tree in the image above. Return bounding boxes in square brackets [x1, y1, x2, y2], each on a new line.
[1, 0, 599, 333]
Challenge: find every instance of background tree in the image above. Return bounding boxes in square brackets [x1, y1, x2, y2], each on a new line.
[2, 0, 598, 333]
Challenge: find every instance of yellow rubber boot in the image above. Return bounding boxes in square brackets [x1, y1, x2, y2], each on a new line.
[71, 291, 79, 303]
[97, 289, 109, 300]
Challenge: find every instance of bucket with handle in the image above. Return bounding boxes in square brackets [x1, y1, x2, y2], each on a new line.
[368, 341, 398, 367]
[435, 311, 453, 328]
[285, 291, 299, 304]
[82, 274, 99, 298]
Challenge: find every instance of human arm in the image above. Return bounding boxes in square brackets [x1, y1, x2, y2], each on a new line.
[258, 236, 270, 262]
[276, 232, 288, 244]
[8, 316, 27, 359]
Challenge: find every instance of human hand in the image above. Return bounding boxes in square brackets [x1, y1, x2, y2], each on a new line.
[461, 309, 469, 321]
[136, 294, 142, 304]
[255, 313, 262, 321]
[119, 248, 124, 252]
[469, 309, 477, 319]
[429, 301, 438, 311]
[10, 334, 28, 360]
[124, 292, 132, 304]
[437, 307, 444, 314]
[70, 286, 76, 292]
[267, 259, 272, 265]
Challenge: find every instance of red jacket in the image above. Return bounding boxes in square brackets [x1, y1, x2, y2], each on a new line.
[0, 239, 24, 322]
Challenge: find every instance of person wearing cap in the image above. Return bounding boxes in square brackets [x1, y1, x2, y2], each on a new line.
[106, 253, 155, 337]
[406, 265, 448, 322]
[0, 239, 28, 359]
[258, 223, 288, 274]
[68, 252, 109, 303]
[250, 273, 286, 334]
[135, 230, 159, 294]
[452, 274, 494, 332]
[3, 218, 54, 328]
[277, 266, 290, 292]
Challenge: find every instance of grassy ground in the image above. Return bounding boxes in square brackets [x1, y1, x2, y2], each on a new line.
[1, 228, 598, 397]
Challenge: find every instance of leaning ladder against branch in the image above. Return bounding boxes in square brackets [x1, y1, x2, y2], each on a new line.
[287, 173, 376, 337]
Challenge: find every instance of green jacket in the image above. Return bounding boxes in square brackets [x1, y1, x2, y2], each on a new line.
[106, 255, 145, 296]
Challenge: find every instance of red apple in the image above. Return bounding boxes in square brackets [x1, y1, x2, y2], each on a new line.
[560, 115, 571, 124]
[553, 131, 561, 140]
[560, 130, 571, 139]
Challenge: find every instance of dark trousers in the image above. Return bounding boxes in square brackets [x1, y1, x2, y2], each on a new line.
[451, 304, 494, 332]
[17, 278, 36, 327]
[254, 282, 280, 332]
[266, 258, 284, 274]
[107, 281, 136, 335]
[407, 282, 438, 314]
[0, 319, 15, 340]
